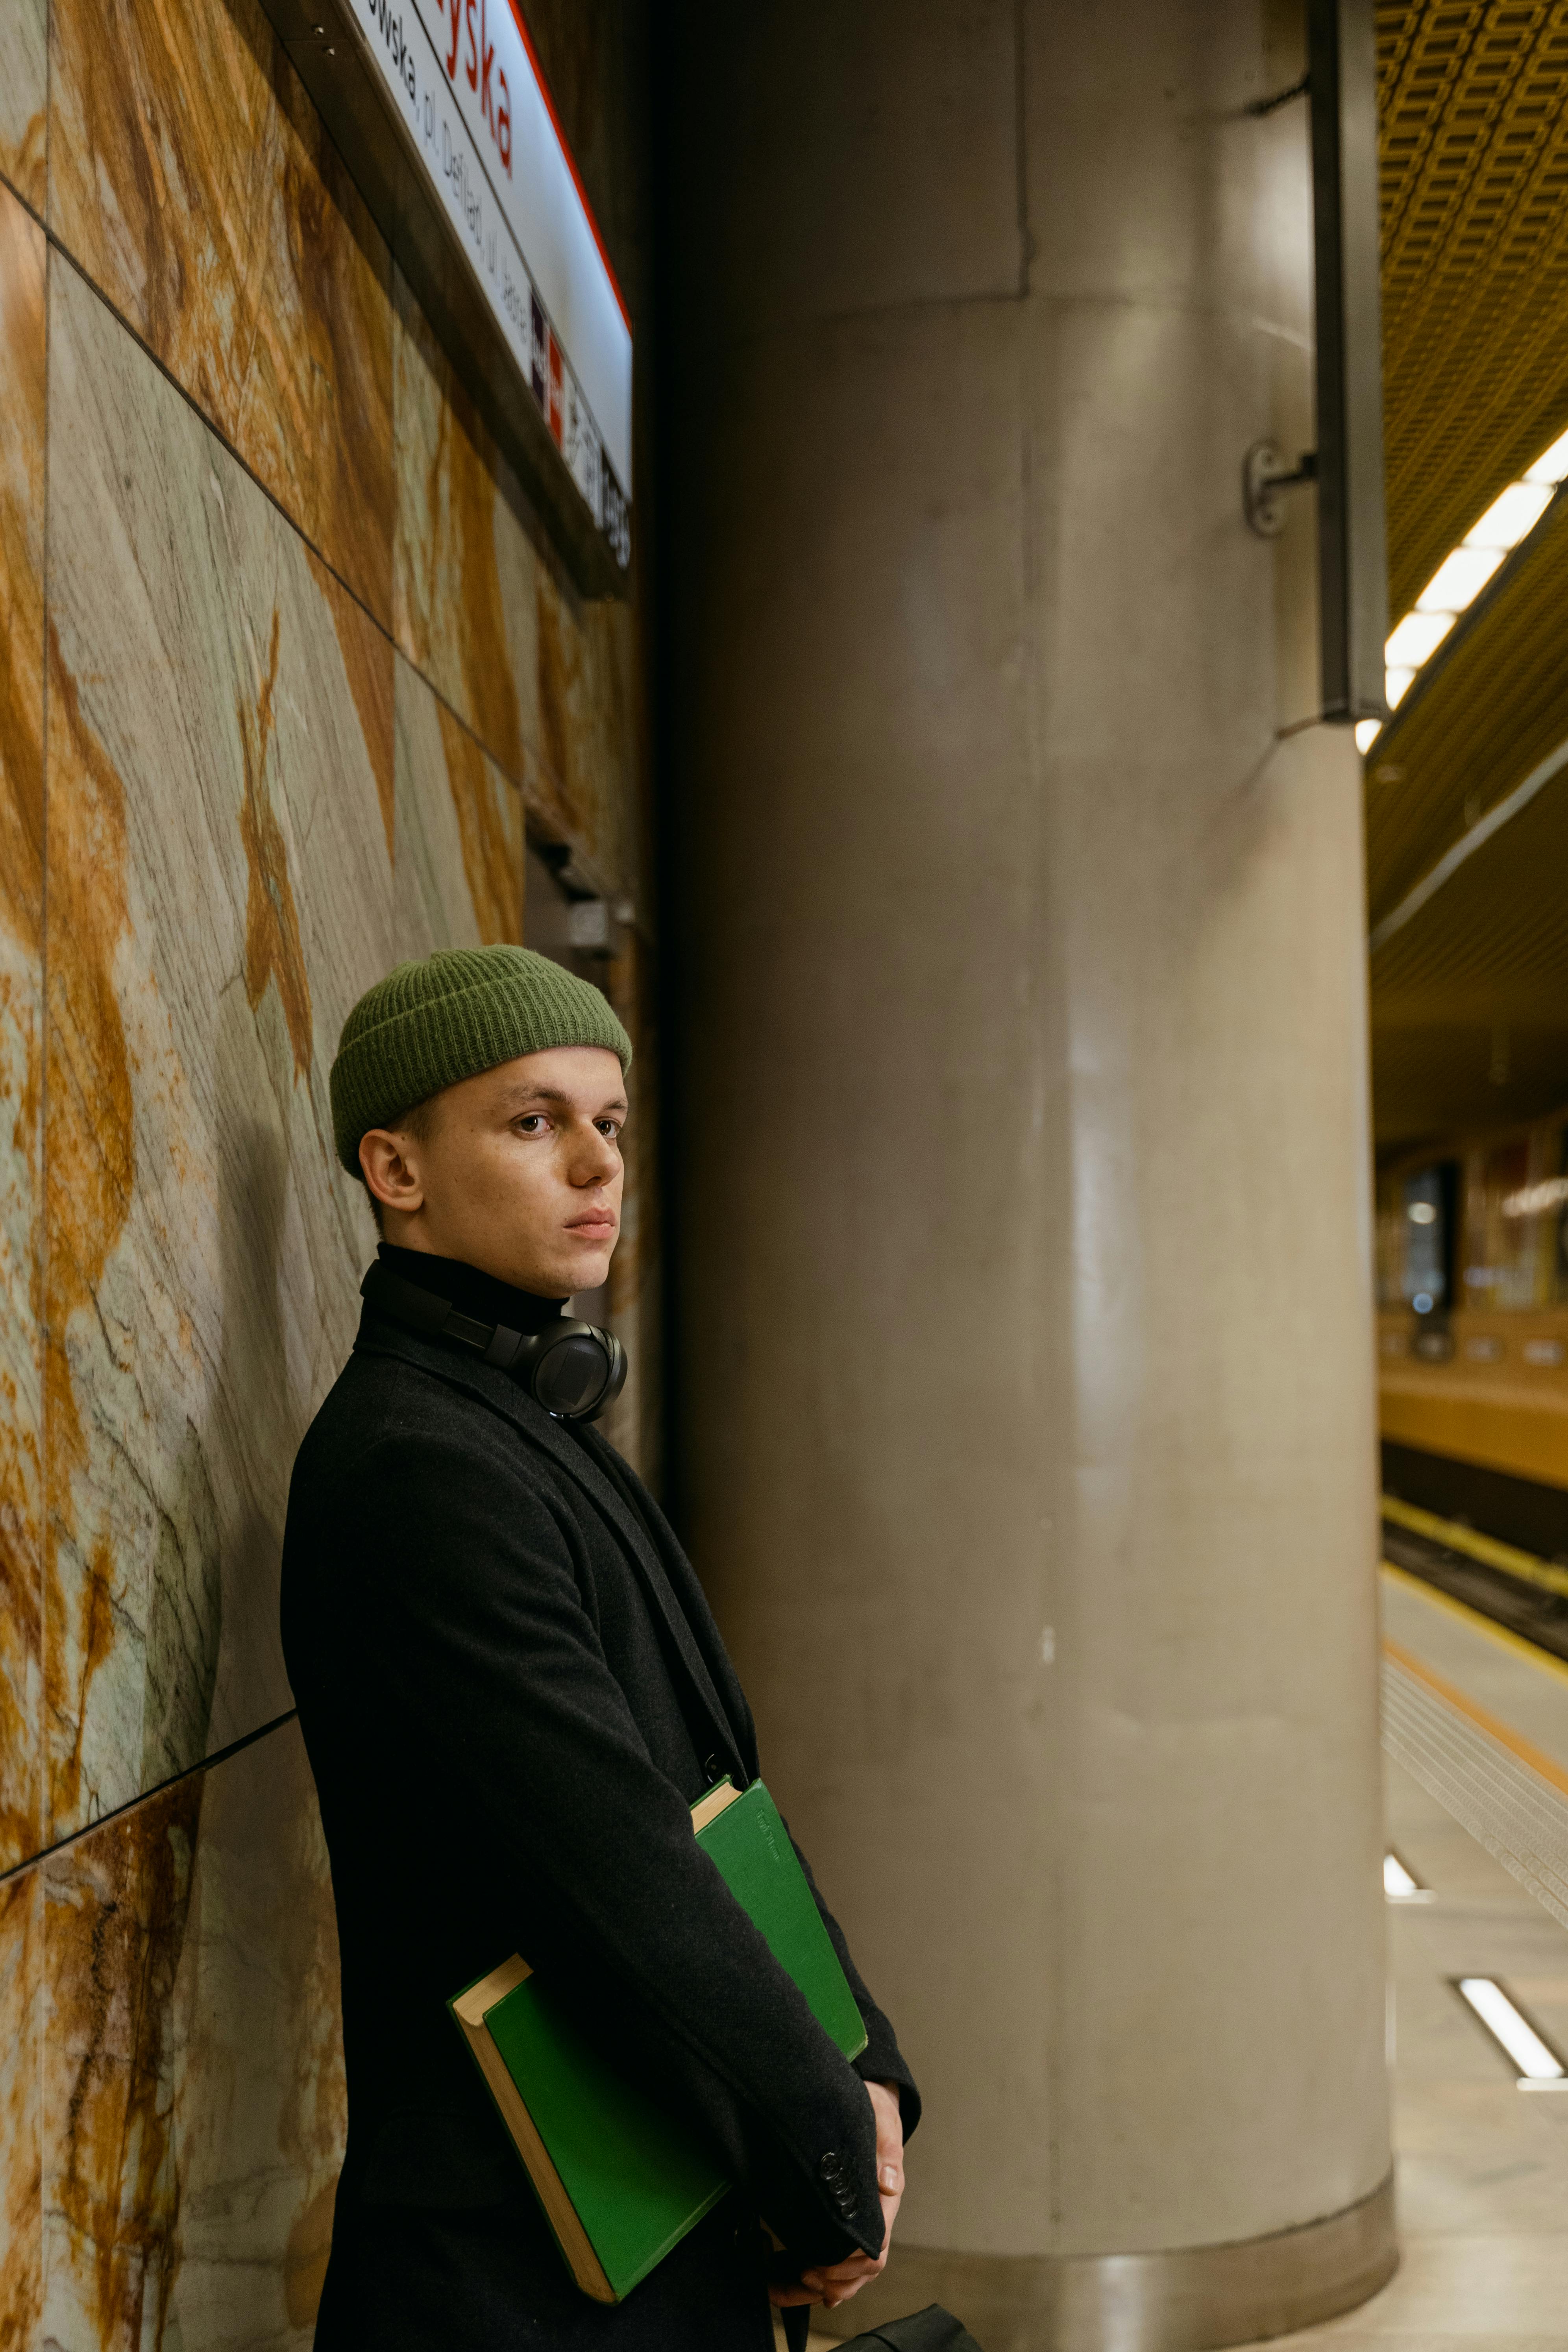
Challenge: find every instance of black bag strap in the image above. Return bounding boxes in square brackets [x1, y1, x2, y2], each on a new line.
[839, 2306, 984, 2352]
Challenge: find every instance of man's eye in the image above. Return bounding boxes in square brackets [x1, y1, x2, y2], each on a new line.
[597, 1121, 621, 1138]
[518, 1115, 546, 1133]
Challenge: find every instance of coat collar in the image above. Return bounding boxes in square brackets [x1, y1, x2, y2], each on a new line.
[570, 1420, 760, 1784]
[355, 1306, 752, 1786]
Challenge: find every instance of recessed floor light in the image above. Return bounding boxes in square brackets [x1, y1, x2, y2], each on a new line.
[1384, 1852, 1434, 1901]
[1454, 1977, 1566, 2084]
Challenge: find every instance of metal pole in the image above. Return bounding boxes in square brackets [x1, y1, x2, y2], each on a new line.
[1310, 0, 1389, 722]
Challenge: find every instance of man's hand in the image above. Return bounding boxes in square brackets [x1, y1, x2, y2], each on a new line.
[769, 2079, 905, 2311]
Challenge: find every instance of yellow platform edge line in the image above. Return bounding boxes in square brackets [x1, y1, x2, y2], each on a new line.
[1381, 1491, 1568, 1599]
[1380, 1559, 1568, 1698]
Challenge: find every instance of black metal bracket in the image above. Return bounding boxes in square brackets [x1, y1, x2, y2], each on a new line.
[1243, 3, 1387, 721]
[1246, 71, 1311, 118]
[1244, 442, 1319, 538]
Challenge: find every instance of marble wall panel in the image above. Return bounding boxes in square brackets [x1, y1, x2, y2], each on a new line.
[393, 656, 525, 957]
[48, 0, 395, 630]
[0, 0, 46, 209]
[533, 581, 642, 905]
[0, 181, 45, 1877]
[0, 1867, 43, 2342]
[38, 1717, 343, 2350]
[0, 10, 656, 2337]
[44, 259, 393, 1843]
[392, 268, 639, 899]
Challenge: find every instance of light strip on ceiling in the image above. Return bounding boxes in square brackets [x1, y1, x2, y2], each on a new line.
[1367, 727, 1568, 953]
[1357, 425, 1568, 756]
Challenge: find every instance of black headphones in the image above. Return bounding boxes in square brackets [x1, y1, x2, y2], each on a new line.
[360, 1261, 627, 1423]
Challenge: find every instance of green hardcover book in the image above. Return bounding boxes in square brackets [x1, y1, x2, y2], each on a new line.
[449, 1779, 869, 2304]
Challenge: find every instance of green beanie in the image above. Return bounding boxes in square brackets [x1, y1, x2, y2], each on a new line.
[330, 945, 632, 1174]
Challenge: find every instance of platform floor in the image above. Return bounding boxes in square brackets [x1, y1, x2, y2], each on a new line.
[787, 1567, 1568, 2351]
[1236, 1567, 1568, 2350]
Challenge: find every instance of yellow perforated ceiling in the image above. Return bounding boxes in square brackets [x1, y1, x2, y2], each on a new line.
[1365, 494, 1568, 928]
[1370, 716, 1568, 1137]
[1379, 1, 1568, 621]
[1369, 3, 1568, 1142]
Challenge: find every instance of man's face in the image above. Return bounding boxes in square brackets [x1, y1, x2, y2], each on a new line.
[360, 1045, 627, 1298]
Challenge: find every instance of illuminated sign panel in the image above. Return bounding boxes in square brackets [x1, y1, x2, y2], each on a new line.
[350, 0, 632, 567]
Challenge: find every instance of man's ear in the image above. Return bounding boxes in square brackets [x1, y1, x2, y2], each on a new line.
[359, 1128, 425, 1220]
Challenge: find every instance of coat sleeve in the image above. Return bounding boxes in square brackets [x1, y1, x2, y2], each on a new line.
[784, 1830, 921, 2138]
[583, 1426, 923, 2138]
[346, 1413, 882, 2267]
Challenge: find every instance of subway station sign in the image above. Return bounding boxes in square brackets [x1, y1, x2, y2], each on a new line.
[345, 0, 632, 571]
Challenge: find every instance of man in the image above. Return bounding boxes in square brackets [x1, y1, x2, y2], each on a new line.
[283, 945, 918, 2349]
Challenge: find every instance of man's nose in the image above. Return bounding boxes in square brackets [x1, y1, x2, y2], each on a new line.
[572, 1126, 619, 1183]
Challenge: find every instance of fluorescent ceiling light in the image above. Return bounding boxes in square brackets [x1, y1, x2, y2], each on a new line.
[1466, 479, 1555, 550]
[1415, 544, 1505, 614]
[1456, 1977, 1566, 2080]
[1525, 424, 1568, 483]
[1383, 1853, 1419, 1896]
[1386, 610, 1456, 669]
[1364, 426, 1567, 758]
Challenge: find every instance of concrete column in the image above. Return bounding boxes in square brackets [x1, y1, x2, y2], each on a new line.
[664, 5, 1394, 2345]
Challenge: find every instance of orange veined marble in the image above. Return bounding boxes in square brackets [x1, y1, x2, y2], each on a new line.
[306, 547, 397, 864]
[531, 565, 634, 884]
[394, 276, 528, 781]
[0, 1869, 43, 2345]
[392, 271, 637, 894]
[48, 0, 396, 626]
[0, 181, 46, 1874]
[239, 610, 313, 1083]
[43, 253, 398, 1837]
[436, 701, 525, 947]
[35, 1721, 347, 2348]
[0, 0, 46, 211]
[42, 618, 134, 1839]
[46, 1779, 202, 2349]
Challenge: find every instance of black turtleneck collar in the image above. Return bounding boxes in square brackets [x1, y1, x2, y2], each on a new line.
[377, 1243, 567, 1337]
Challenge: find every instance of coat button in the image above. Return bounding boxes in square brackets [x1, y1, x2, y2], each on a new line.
[818, 2152, 845, 2182]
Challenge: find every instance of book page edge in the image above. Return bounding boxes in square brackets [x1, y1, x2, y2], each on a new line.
[690, 1780, 746, 1834]
[451, 1988, 617, 2303]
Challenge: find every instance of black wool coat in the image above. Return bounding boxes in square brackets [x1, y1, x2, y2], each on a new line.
[280, 1272, 918, 2350]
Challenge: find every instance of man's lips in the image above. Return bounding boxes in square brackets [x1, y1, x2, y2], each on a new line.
[566, 1212, 616, 1235]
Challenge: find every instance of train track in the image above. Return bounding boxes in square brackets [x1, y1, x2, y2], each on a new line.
[1383, 1507, 1568, 1667]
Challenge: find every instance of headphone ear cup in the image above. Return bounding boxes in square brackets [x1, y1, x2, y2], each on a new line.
[528, 1322, 627, 1421]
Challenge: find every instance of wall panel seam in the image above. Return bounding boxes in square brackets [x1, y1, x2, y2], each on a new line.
[0, 1707, 299, 1891]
